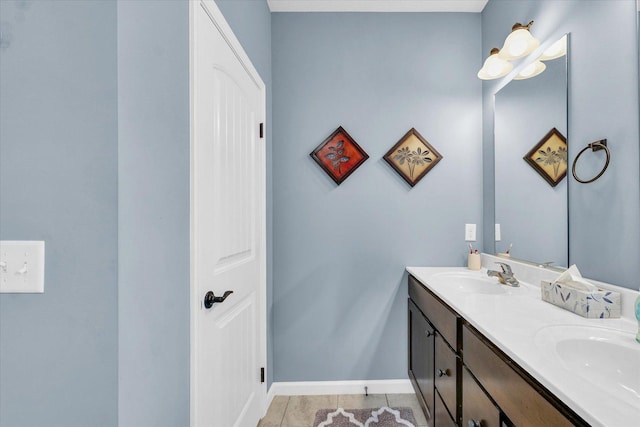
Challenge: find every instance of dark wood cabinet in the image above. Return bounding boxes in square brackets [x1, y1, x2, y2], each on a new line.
[462, 324, 587, 427]
[408, 275, 459, 426]
[435, 390, 457, 427]
[462, 367, 501, 427]
[408, 299, 435, 423]
[409, 275, 458, 348]
[434, 332, 458, 418]
[408, 274, 589, 427]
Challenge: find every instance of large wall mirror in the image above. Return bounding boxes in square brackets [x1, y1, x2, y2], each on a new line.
[488, 2, 639, 290]
[494, 34, 568, 267]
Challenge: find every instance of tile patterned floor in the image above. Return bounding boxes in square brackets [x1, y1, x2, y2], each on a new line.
[258, 393, 428, 427]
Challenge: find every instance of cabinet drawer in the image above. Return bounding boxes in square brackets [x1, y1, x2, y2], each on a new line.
[463, 324, 576, 427]
[463, 367, 500, 427]
[409, 275, 458, 349]
[435, 390, 456, 427]
[434, 333, 457, 419]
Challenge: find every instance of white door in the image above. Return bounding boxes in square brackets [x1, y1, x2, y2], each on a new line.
[191, 1, 266, 426]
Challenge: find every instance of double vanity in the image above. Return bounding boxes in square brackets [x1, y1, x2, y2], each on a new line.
[407, 254, 640, 427]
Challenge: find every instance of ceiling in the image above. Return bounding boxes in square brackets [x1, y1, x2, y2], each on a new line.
[267, 0, 489, 13]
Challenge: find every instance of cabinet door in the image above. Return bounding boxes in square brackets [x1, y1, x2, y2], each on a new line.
[435, 332, 458, 421]
[408, 299, 434, 423]
[435, 390, 456, 427]
[462, 367, 500, 427]
[409, 275, 458, 349]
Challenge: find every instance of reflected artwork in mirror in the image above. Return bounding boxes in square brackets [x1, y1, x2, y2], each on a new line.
[494, 34, 569, 267]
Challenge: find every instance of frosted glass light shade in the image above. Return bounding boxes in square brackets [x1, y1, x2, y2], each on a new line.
[540, 35, 567, 61]
[498, 23, 540, 60]
[478, 48, 513, 80]
[514, 60, 546, 80]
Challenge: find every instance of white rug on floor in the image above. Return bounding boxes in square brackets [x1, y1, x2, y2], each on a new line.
[313, 407, 416, 427]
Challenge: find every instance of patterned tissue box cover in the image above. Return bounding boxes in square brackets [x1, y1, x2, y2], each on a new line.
[541, 281, 621, 318]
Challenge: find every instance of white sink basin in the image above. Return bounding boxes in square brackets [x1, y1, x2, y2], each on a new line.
[431, 271, 507, 294]
[535, 325, 640, 408]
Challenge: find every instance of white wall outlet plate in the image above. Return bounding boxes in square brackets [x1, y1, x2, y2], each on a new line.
[495, 224, 501, 241]
[0, 241, 45, 293]
[465, 224, 476, 241]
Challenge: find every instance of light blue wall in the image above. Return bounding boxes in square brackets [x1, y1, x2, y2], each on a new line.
[117, 1, 190, 426]
[481, 0, 640, 289]
[272, 12, 482, 382]
[0, 1, 118, 426]
[214, 0, 274, 387]
[0, 1, 271, 425]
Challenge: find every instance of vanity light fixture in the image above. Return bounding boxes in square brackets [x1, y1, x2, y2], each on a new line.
[514, 60, 546, 80]
[498, 21, 540, 60]
[539, 34, 567, 61]
[477, 48, 513, 80]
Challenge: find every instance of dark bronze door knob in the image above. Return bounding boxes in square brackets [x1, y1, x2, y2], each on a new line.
[204, 290, 233, 309]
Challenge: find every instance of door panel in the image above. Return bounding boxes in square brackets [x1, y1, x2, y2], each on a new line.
[192, 1, 266, 426]
[210, 68, 256, 271]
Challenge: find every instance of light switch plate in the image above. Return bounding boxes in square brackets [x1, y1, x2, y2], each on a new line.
[465, 224, 476, 241]
[0, 241, 45, 293]
[495, 224, 501, 241]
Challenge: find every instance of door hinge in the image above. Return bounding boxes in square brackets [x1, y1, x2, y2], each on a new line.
[260, 367, 265, 383]
[259, 123, 264, 139]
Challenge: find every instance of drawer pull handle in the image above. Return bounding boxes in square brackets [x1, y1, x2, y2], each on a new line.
[468, 420, 482, 427]
[437, 368, 449, 377]
[425, 330, 434, 337]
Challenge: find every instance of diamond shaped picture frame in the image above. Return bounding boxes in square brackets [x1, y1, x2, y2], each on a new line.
[523, 127, 567, 187]
[310, 126, 369, 185]
[383, 128, 443, 187]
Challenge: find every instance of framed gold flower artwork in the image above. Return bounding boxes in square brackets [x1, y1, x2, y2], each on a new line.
[523, 127, 567, 187]
[383, 128, 443, 187]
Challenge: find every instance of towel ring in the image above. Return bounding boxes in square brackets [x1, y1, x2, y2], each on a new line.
[571, 139, 610, 184]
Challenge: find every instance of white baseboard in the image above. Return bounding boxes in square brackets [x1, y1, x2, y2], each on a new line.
[266, 379, 413, 407]
[266, 384, 278, 410]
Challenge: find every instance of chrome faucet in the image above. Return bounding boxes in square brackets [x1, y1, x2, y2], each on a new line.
[487, 262, 519, 287]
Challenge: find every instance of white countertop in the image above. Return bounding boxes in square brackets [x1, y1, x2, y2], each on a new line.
[407, 257, 640, 427]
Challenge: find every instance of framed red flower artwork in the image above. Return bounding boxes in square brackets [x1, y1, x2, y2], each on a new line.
[310, 126, 369, 185]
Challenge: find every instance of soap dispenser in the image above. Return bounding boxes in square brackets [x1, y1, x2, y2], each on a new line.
[636, 294, 640, 343]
